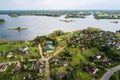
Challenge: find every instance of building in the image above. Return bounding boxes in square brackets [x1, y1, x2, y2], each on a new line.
[88, 68, 98, 75]
[13, 62, 21, 73]
[7, 52, 13, 58]
[0, 64, 8, 72]
[45, 41, 54, 53]
[22, 46, 29, 52]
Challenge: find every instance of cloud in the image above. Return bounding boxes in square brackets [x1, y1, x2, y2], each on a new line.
[0, 0, 120, 10]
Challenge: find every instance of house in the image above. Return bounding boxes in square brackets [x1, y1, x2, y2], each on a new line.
[62, 61, 68, 66]
[13, 62, 21, 73]
[38, 68, 42, 74]
[22, 46, 29, 52]
[23, 65, 28, 70]
[96, 55, 101, 59]
[52, 56, 59, 65]
[22, 50, 29, 55]
[88, 68, 98, 75]
[102, 59, 112, 65]
[116, 42, 120, 49]
[34, 60, 44, 69]
[45, 41, 54, 53]
[7, 52, 13, 58]
[52, 56, 58, 62]
[57, 72, 66, 78]
[23, 74, 33, 80]
[0, 64, 8, 72]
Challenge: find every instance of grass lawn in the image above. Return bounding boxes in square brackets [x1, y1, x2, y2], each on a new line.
[0, 63, 36, 80]
[50, 46, 102, 80]
[0, 40, 40, 63]
[74, 71, 92, 80]
[0, 61, 46, 80]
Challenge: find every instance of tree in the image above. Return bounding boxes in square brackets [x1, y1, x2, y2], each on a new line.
[109, 73, 119, 80]
[34, 36, 46, 44]
[50, 30, 64, 37]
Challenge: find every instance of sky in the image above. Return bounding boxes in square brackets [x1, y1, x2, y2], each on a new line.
[0, 0, 120, 10]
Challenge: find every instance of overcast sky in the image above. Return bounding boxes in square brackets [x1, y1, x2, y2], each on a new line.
[0, 0, 120, 10]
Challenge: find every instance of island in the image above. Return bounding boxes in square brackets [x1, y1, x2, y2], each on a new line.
[111, 21, 119, 23]
[9, 14, 19, 17]
[0, 19, 5, 23]
[65, 14, 86, 18]
[94, 12, 120, 19]
[59, 19, 74, 23]
[8, 27, 28, 31]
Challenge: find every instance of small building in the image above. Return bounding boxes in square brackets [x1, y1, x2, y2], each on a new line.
[23, 74, 33, 80]
[0, 64, 8, 72]
[23, 65, 28, 70]
[13, 62, 21, 73]
[88, 68, 98, 75]
[38, 68, 42, 74]
[34, 60, 44, 69]
[52, 56, 59, 65]
[22, 46, 29, 52]
[116, 42, 120, 49]
[57, 72, 66, 78]
[52, 56, 58, 62]
[96, 55, 101, 59]
[45, 41, 54, 53]
[62, 61, 68, 66]
[7, 52, 13, 58]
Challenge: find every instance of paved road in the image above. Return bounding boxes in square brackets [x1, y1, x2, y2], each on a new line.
[0, 44, 67, 80]
[46, 45, 67, 80]
[46, 59, 51, 80]
[101, 65, 120, 80]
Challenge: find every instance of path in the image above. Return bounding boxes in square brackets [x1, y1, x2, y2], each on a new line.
[48, 45, 67, 60]
[38, 43, 45, 59]
[0, 44, 67, 80]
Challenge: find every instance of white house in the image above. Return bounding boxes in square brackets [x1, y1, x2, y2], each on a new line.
[7, 52, 13, 58]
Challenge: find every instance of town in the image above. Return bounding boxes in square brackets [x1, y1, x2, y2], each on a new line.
[0, 27, 120, 80]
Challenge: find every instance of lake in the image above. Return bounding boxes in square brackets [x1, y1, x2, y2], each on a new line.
[0, 15, 120, 40]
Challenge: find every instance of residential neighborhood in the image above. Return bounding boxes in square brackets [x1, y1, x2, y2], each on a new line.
[0, 28, 120, 80]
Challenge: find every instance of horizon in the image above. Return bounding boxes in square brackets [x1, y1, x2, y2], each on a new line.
[0, 9, 120, 11]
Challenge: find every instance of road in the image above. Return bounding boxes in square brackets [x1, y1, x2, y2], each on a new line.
[101, 65, 120, 80]
[0, 61, 19, 65]
[0, 59, 38, 65]
[0, 44, 67, 80]
[46, 45, 67, 80]
[46, 59, 51, 80]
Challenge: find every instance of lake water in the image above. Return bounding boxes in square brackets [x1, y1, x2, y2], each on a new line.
[0, 15, 120, 40]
